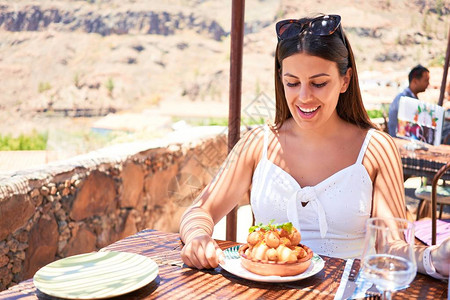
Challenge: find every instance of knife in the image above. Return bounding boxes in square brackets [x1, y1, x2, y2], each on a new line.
[342, 259, 360, 300]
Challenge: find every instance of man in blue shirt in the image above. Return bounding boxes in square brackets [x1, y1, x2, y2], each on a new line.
[388, 65, 430, 137]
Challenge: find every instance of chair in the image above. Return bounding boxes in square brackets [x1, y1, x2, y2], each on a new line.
[415, 162, 450, 245]
[415, 179, 450, 220]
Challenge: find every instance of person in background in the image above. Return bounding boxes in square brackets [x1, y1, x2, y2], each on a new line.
[179, 15, 449, 280]
[388, 65, 430, 137]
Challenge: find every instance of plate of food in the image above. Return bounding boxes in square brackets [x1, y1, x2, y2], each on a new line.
[219, 221, 324, 283]
[33, 251, 158, 299]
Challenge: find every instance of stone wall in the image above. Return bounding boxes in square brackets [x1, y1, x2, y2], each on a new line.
[0, 127, 235, 291]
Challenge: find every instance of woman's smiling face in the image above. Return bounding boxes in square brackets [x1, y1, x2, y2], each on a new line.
[281, 52, 351, 130]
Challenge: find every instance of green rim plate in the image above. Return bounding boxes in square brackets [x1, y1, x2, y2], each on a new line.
[219, 245, 324, 283]
[33, 251, 158, 299]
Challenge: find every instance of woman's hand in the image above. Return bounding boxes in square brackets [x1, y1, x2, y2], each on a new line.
[431, 237, 450, 277]
[180, 234, 225, 269]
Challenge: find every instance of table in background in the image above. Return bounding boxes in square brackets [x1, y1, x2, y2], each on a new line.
[394, 138, 450, 180]
[0, 229, 447, 299]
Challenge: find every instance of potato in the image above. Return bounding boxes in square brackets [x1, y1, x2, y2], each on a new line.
[290, 230, 301, 246]
[292, 246, 307, 259]
[276, 244, 285, 258]
[298, 247, 307, 259]
[247, 231, 261, 246]
[287, 252, 298, 263]
[266, 248, 278, 261]
[250, 244, 259, 258]
[265, 231, 280, 248]
[277, 244, 293, 262]
[280, 237, 291, 247]
[253, 243, 269, 261]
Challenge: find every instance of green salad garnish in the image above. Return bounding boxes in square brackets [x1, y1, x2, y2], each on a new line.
[248, 220, 293, 234]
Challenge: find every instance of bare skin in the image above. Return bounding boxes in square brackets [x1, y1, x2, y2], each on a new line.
[409, 71, 430, 97]
[180, 53, 450, 277]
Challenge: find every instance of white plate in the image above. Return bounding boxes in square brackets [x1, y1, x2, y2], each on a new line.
[219, 245, 325, 283]
[33, 251, 158, 299]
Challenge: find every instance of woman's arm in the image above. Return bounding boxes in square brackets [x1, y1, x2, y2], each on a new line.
[364, 131, 449, 277]
[365, 130, 407, 220]
[193, 126, 264, 223]
[179, 126, 264, 268]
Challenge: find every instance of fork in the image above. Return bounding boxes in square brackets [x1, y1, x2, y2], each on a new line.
[365, 284, 381, 299]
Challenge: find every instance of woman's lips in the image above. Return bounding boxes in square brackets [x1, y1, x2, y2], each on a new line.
[297, 105, 320, 119]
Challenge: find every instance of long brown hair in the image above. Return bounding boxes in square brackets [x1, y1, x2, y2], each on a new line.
[274, 16, 375, 130]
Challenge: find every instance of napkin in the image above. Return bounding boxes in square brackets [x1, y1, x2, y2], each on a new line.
[334, 259, 376, 300]
[414, 219, 450, 246]
[348, 271, 375, 299]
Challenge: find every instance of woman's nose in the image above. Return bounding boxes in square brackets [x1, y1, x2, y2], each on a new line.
[298, 85, 310, 101]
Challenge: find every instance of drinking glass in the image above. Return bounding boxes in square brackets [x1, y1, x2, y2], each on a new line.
[361, 218, 417, 300]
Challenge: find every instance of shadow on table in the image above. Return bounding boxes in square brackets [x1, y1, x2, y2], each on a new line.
[217, 264, 330, 296]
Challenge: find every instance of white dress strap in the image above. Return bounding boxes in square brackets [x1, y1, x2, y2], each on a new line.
[356, 129, 375, 164]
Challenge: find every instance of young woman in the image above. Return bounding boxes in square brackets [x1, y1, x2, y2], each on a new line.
[179, 14, 449, 279]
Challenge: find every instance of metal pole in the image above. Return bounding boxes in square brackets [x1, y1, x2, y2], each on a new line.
[431, 162, 450, 245]
[226, 0, 245, 242]
[438, 24, 450, 106]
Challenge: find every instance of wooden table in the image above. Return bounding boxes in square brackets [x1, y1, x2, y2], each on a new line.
[0, 229, 447, 300]
[394, 138, 450, 180]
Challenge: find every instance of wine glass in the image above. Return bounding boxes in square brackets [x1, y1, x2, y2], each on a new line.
[360, 217, 417, 300]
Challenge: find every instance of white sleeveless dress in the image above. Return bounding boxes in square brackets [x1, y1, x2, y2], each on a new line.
[250, 125, 375, 259]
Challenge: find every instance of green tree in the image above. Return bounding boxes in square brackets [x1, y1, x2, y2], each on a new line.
[0, 131, 48, 150]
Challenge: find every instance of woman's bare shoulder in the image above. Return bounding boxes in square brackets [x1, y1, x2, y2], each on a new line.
[244, 124, 266, 137]
[238, 125, 265, 148]
[359, 129, 401, 183]
[229, 125, 266, 166]
[364, 129, 402, 175]
[368, 129, 399, 155]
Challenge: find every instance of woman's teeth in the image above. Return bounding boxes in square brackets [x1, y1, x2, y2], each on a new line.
[299, 106, 319, 113]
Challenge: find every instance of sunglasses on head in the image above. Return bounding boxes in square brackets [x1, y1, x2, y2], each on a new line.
[275, 15, 346, 46]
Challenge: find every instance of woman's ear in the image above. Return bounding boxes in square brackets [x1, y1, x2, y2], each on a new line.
[340, 67, 352, 93]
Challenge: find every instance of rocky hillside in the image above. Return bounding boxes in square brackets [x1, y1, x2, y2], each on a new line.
[0, 0, 448, 142]
[0, 3, 226, 40]
[0, 1, 278, 122]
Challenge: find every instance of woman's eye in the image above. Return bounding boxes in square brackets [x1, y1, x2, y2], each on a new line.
[312, 82, 327, 88]
[286, 82, 300, 87]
